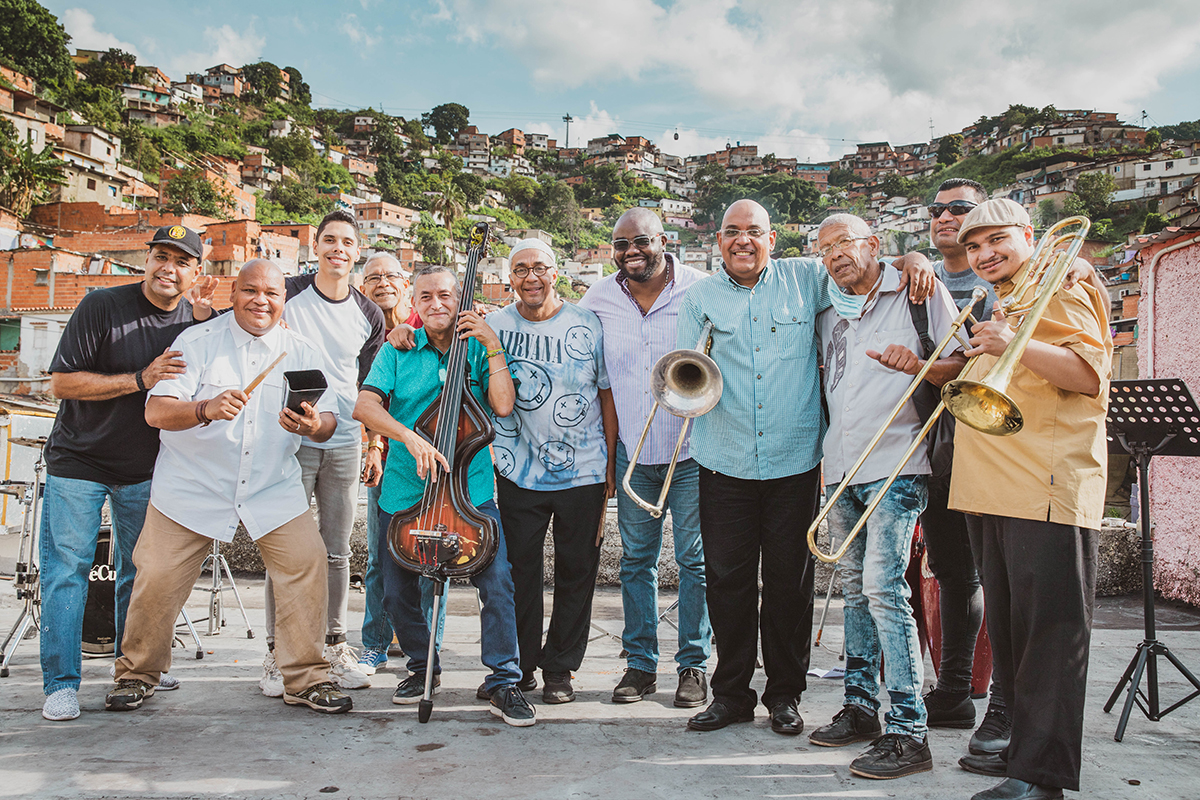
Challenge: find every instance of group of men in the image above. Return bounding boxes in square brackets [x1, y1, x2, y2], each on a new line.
[31, 181, 1111, 799]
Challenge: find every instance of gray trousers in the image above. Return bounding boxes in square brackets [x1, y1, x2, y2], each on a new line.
[966, 514, 1097, 792]
[266, 443, 361, 639]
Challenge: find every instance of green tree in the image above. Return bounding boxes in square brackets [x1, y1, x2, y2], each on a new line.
[879, 173, 917, 198]
[415, 212, 449, 263]
[937, 134, 964, 166]
[490, 174, 539, 212]
[540, 179, 584, 250]
[267, 131, 318, 172]
[453, 172, 486, 206]
[282, 67, 311, 106]
[0, 119, 67, 215]
[0, 0, 75, 90]
[400, 118, 430, 151]
[555, 274, 580, 300]
[421, 103, 470, 145]
[1143, 129, 1163, 150]
[1064, 172, 1116, 220]
[1035, 198, 1061, 227]
[77, 48, 136, 89]
[430, 180, 466, 232]
[240, 61, 283, 100]
[161, 168, 235, 218]
[1142, 212, 1167, 235]
[827, 167, 859, 187]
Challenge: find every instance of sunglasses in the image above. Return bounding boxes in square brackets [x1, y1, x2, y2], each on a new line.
[612, 235, 657, 252]
[927, 201, 977, 218]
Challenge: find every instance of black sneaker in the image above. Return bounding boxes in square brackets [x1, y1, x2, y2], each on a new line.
[612, 668, 656, 703]
[393, 673, 440, 705]
[105, 679, 155, 711]
[969, 705, 1012, 755]
[924, 687, 975, 728]
[518, 672, 538, 692]
[542, 671, 574, 704]
[809, 704, 882, 747]
[849, 733, 933, 779]
[674, 667, 707, 708]
[284, 681, 353, 714]
[490, 685, 536, 727]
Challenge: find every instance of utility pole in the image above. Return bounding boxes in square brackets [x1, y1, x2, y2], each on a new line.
[929, 116, 935, 143]
[563, 113, 573, 149]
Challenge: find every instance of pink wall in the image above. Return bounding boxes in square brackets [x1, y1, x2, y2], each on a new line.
[1138, 237, 1200, 604]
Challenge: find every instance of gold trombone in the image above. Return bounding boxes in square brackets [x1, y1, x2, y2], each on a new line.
[622, 321, 723, 518]
[942, 215, 1091, 435]
[806, 288, 987, 564]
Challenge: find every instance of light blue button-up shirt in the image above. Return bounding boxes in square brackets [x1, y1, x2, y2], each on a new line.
[678, 258, 832, 481]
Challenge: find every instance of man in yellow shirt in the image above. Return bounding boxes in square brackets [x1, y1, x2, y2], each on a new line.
[949, 199, 1112, 800]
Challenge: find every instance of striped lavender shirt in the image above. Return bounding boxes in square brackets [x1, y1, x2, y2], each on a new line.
[579, 254, 709, 465]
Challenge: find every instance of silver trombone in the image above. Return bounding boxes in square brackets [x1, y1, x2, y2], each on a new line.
[622, 321, 723, 518]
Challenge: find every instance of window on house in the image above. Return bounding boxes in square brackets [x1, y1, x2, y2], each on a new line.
[108, 186, 117, 197]
[86, 178, 96, 190]
[1144, 164, 1152, 171]
[1165, 162, 1174, 169]
[28, 129, 38, 143]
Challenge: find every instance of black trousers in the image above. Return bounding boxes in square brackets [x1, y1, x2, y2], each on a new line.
[922, 477, 997, 701]
[496, 476, 605, 676]
[966, 514, 1097, 792]
[698, 465, 819, 711]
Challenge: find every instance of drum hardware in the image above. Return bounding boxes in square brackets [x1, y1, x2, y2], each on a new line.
[191, 539, 254, 639]
[1, 440, 46, 677]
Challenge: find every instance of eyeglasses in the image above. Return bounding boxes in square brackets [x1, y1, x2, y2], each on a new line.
[817, 236, 870, 260]
[363, 271, 406, 285]
[720, 227, 768, 240]
[611, 235, 657, 252]
[511, 264, 551, 279]
[927, 201, 977, 218]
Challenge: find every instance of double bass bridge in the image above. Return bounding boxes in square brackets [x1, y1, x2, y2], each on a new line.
[412, 525, 462, 574]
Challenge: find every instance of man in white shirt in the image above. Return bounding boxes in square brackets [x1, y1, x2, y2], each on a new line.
[105, 260, 351, 714]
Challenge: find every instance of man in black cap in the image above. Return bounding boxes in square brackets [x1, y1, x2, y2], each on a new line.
[39, 225, 216, 722]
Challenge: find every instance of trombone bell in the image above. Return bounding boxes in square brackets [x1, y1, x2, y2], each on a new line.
[941, 380, 1023, 436]
[653, 350, 723, 418]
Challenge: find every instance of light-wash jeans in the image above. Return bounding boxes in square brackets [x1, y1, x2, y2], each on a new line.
[614, 440, 711, 674]
[362, 483, 444, 652]
[266, 444, 359, 640]
[828, 475, 928, 738]
[38, 474, 151, 695]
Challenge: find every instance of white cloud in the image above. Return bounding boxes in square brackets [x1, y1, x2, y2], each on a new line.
[61, 8, 142, 59]
[434, 0, 1200, 159]
[163, 22, 266, 77]
[341, 14, 382, 49]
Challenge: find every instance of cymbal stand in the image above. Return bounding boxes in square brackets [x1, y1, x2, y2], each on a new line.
[194, 539, 254, 639]
[0, 446, 46, 677]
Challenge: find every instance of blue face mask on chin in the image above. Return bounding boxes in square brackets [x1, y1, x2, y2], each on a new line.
[829, 285, 868, 319]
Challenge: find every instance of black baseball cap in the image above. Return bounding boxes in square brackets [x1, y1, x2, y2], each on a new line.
[145, 225, 204, 260]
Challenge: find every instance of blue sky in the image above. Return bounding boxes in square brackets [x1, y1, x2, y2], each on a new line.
[45, 1, 1200, 163]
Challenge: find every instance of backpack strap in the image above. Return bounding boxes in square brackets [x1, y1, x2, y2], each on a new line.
[907, 297, 936, 360]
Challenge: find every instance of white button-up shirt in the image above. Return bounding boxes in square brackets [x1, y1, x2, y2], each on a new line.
[579, 254, 708, 465]
[148, 314, 326, 542]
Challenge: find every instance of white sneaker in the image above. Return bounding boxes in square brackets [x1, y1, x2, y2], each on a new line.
[324, 642, 371, 690]
[43, 688, 80, 721]
[259, 650, 284, 697]
[109, 662, 180, 690]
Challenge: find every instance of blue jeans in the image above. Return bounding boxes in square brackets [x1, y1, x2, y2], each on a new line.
[615, 440, 711, 674]
[828, 475, 928, 738]
[363, 483, 444, 652]
[378, 500, 521, 693]
[38, 475, 151, 695]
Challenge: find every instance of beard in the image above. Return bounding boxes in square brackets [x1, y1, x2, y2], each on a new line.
[619, 252, 664, 283]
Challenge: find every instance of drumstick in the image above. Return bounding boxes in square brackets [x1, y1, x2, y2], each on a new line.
[243, 352, 287, 396]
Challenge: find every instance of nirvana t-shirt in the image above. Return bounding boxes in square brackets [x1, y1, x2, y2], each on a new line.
[46, 282, 200, 485]
[487, 302, 610, 490]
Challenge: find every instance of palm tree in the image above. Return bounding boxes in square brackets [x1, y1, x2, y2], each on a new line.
[430, 179, 466, 234]
[0, 130, 67, 216]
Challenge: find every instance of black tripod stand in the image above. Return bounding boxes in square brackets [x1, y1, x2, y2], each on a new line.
[1102, 379, 1200, 742]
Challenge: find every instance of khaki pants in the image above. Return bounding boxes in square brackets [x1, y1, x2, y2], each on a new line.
[114, 504, 330, 694]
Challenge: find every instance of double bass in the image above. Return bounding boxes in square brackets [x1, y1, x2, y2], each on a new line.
[386, 221, 498, 581]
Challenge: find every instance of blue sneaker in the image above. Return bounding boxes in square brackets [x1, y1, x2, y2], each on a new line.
[357, 647, 388, 676]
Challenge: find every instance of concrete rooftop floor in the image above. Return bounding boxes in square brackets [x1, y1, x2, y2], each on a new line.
[2, 578, 1199, 800]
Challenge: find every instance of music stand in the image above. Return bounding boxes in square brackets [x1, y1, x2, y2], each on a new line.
[1102, 379, 1200, 742]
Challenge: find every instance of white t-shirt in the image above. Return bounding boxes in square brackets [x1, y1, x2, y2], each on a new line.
[487, 301, 610, 490]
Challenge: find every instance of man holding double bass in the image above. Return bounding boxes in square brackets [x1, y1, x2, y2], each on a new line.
[353, 265, 534, 728]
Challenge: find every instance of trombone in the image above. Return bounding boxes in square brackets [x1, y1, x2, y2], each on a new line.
[807, 287, 987, 564]
[942, 215, 1091, 435]
[622, 321, 723, 518]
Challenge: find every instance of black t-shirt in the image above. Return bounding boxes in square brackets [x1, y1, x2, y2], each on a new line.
[46, 282, 199, 485]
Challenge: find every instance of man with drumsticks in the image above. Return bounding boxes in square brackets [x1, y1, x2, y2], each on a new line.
[806, 213, 966, 779]
[105, 259, 350, 714]
[38, 224, 216, 721]
[951, 199, 1111, 800]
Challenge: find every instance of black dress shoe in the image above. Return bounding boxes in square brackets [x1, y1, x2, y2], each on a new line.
[674, 667, 707, 708]
[768, 700, 804, 735]
[971, 778, 1063, 800]
[959, 751, 1006, 777]
[612, 668, 656, 703]
[687, 700, 754, 731]
[542, 671, 574, 704]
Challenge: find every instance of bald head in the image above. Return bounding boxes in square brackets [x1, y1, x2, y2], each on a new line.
[717, 199, 776, 287]
[232, 259, 286, 336]
[615, 206, 664, 235]
[721, 199, 770, 230]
